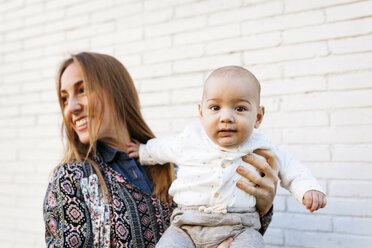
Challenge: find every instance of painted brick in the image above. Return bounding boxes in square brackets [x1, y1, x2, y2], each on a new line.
[139, 73, 204, 92]
[329, 180, 372, 198]
[329, 34, 372, 55]
[24, 32, 65, 49]
[206, 32, 281, 55]
[144, 0, 193, 11]
[4, 3, 43, 20]
[174, 23, 240, 46]
[328, 71, 372, 90]
[283, 126, 372, 144]
[261, 97, 280, 112]
[174, 53, 241, 73]
[170, 118, 200, 133]
[242, 10, 325, 35]
[50, 15, 91, 35]
[138, 91, 170, 106]
[284, 53, 372, 77]
[332, 144, 372, 162]
[66, 0, 112, 16]
[43, 39, 90, 56]
[245, 63, 282, 81]
[129, 63, 172, 80]
[284, 0, 358, 13]
[24, 8, 65, 26]
[146, 120, 172, 135]
[309, 163, 372, 180]
[143, 44, 204, 64]
[45, 0, 84, 10]
[326, 1, 372, 22]
[4, 48, 43, 63]
[115, 36, 172, 56]
[244, 42, 328, 65]
[3, 71, 41, 84]
[271, 212, 332, 231]
[288, 197, 372, 217]
[262, 111, 328, 128]
[334, 217, 372, 235]
[331, 108, 372, 126]
[283, 17, 372, 44]
[175, 0, 241, 19]
[261, 77, 327, 97]
[145, 16, 207, 37]
[171, 87, 203, 104]
[0, 0, 23, 13]
[20, 103, 59, 115]
[0, 40, 22, 53]
[280, 144, 331, 162]
[273, 195, 287, 211]
[142, 104, 198, 120]
[91, 28, 142, 47]
[285, 230, 372, 248]
[263, 228, 284, 245]
[90, 3, 142, 23]
[281, 90, 372, 111]
[208, 1, 284, 25]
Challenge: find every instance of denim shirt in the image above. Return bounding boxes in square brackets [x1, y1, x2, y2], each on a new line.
[97, 141, 153, 194]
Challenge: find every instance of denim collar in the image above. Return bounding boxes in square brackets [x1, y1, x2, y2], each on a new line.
[97, 141, 130, 163]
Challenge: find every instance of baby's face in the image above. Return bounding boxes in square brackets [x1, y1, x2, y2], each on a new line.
[199, 75, 263, 149]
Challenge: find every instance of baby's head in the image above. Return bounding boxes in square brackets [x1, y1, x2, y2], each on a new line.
[198, 66, 264, 149]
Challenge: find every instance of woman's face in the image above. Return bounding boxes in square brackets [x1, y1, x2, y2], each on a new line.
[60, 63, 115, 144]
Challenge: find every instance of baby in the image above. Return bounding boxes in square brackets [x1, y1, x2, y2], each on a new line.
[128, 66, 326, 248]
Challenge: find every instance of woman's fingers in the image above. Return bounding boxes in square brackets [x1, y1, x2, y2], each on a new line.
[236, 166, 263, 186]
[253, 149, 279, 178]
[216, 237, 233, 248]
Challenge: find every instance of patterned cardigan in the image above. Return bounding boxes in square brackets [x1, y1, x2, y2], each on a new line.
[43, 159, 272, 247]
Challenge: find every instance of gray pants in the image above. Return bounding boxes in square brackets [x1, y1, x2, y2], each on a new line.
[156, 206, 264, 248]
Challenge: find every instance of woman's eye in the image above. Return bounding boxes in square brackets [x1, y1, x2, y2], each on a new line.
[79, 86, 85, 94]
[235, 106, 246, 112]
[210, 106, 220, 111]
[61, 97, 68, 105]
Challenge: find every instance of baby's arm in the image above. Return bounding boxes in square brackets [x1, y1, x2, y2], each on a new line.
[303, 190, 327, 212]
[275, 148, 327, 213]
[127, 135, 181, 166]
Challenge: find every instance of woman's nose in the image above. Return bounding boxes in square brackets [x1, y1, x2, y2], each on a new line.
[66, 96, 82, 115]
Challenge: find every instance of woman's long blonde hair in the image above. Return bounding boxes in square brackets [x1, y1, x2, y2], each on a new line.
[56, 52, 174, 201]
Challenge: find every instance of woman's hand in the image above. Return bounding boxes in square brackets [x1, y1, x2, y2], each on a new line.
[236, 149, 279, 215]
[217, 237, 233, 248]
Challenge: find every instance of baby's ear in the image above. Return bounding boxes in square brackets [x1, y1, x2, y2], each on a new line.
[254, 106, 265, 128]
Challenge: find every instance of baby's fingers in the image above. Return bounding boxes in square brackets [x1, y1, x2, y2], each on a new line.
[310, 192, 319, 212]
[303, 192, 312, 210]
[128, 151, 139, 158]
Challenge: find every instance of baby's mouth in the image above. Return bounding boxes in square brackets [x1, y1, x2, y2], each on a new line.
[218, 129, 236, 136]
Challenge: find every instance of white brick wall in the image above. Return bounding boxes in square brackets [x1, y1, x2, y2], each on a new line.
[0, 0, 371, 247]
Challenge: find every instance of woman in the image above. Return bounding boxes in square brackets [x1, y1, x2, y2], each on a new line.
[43, 52, 278, 247]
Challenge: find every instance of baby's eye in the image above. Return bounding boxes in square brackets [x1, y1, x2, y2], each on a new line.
[235, 106, 247, 112]
[210, 105, 220, 111]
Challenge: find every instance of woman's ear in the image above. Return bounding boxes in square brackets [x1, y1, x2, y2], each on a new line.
[254, 106, 265, 128]
[198, 103, 203, 119]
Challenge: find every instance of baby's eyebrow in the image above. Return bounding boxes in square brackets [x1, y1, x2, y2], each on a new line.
[206, 98, 219, 102]
[236, 98, 251, 104]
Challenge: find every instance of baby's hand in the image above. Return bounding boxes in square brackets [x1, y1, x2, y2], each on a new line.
[302, 190, 327, 212]
[127, 140, 140, 158]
